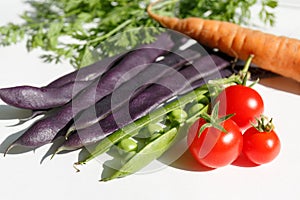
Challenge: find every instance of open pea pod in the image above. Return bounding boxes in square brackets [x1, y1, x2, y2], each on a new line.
[100, 104, 209, 181]
[76, 87, 208, 164]
[101, 128, 178, 182]
[156, 104, 209, 164]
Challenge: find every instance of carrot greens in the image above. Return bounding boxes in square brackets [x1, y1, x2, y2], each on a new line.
[0, 0, 277, 68]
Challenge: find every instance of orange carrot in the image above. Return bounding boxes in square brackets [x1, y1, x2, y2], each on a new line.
[147, 1, 300, 82]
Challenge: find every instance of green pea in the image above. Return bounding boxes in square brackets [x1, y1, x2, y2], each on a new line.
[118, 138, 138, 153]
[197, 95, 210, 105]
[136, 123, 164, 139]
[169, 109, 188, 123]
[147, 123, 164, 134]
[188, 103, 205, 116]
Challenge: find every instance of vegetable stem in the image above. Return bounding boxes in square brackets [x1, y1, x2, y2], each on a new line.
[88, 19, 133, 45]
[241, 54, 254, 85]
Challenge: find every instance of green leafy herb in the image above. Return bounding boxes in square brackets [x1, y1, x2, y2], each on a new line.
[177, 0, 277, 25]
[0, 0, 278, 68]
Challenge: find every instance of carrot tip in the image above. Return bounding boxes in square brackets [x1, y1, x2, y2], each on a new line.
[146, 0, 161, 19]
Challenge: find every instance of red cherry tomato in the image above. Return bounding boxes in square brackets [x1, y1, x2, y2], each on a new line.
[187, 118, 243, 168]
[243, 127, 281, 165]
[215, 85, 264, 130]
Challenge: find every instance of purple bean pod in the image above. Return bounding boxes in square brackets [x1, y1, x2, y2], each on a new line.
[69, 48, 201, 132]
[5, 33, 175, 152]
[0, 81, 93, 110]
[58, 54, 232, 151]
[0, 54, 124, 110]
[47, 54, 123, 88]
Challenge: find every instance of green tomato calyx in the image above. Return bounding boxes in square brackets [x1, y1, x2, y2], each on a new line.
[198, 102, 234, 136]
[251, 115, 275, 132]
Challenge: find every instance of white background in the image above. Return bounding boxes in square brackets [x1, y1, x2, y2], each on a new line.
[0, 1, 300, 200]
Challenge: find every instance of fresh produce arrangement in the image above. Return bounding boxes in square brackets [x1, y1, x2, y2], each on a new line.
[0, 35, 281, 181]
[0, 0, 287, 182]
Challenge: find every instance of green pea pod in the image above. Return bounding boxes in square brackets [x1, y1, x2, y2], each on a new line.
[100, 128, 178, 182]
[186, 105, 209, 125]
[76, 87, 208, 165]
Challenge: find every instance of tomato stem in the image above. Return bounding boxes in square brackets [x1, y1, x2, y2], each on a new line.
[207, 74, 241, 98]
[251, 115, 275, 132]
[241, 54, 254, 86]
[207, 54, 255, 96]
[198, 102, 234, 136]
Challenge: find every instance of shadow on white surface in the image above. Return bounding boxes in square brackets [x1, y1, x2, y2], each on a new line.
[39, 137, 68, 163]
[0, 105, 32, 120]
[231, 153, 259, 168]
[169, 150, 214, 172]
[165, 149, 259, 171]
[260, 76, 300, 95]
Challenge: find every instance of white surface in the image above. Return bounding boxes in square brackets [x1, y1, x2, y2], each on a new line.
[0, 1, 300, 200]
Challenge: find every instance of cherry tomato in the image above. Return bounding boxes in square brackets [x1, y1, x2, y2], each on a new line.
[187, 118, 243, 168]
[243, 127, 281, 165]
[215, 85, 264, 130]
